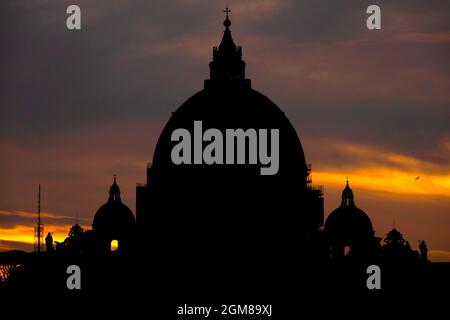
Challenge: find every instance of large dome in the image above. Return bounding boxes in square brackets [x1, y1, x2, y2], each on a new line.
[136, 13, 324, 263]
[152, 84, 308, 179]
[152, 12, 307, 179]
[150, 14, 308, 190]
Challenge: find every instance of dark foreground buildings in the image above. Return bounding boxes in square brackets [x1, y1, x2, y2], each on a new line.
[1, 12, 448, 314]
[75, 12, 435, 292]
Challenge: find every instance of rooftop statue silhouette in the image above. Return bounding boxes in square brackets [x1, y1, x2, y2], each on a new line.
[419, 240, 429, 262]
[45, 232, 53, 252]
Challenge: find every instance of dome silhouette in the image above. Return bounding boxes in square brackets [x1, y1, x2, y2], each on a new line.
[151, 87, 308, 178]
[149, 12, 307, 198]
[93, 177, 135, 252]
[136, 12, 324, 264]
[324, 180, 375, 258]
[325, 205, 373, 243]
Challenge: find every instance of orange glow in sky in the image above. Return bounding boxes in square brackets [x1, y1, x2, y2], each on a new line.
[1, 142, 449, 261]
[310, 141, 450, 197]
[313, 169, 450, 197]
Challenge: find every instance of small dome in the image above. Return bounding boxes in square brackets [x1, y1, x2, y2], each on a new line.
[324, 181, 373, 244]
[93, 201, 135, 238]
[93, 177, 135, 242]
[324, 206, 373, 244]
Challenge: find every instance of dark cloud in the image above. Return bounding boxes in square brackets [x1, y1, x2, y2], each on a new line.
[0, 239, 32, 252]
[248, 0, 450, 42]
[1, 0, 448, 155]
[0, 0, 218, 137]
[294, 101, 450, 165]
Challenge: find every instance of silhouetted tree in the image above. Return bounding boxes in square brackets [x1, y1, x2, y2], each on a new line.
[382, 228, 419, 263]
[68, 224, 85, 238]
[58, 224, 92, 254]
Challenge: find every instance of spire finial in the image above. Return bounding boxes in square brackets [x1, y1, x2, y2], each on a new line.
[341, 178, 354, 206]
[208, 7, 247, 83]
[223, 7, 231, 28]
[109, 175, 121, 202]
[224, 7, 231, 19]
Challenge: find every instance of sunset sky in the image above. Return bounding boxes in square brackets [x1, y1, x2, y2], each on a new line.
[1, 0, 449, 261]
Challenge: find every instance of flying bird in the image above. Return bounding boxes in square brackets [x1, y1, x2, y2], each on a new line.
[415, 176, 420, 181]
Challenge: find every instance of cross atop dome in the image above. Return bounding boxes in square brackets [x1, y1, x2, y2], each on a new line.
[223, 7, 231, 28]
[224, 7, 231, 18]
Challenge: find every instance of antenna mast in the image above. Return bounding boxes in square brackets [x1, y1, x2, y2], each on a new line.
[34, 184, 44, 252]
